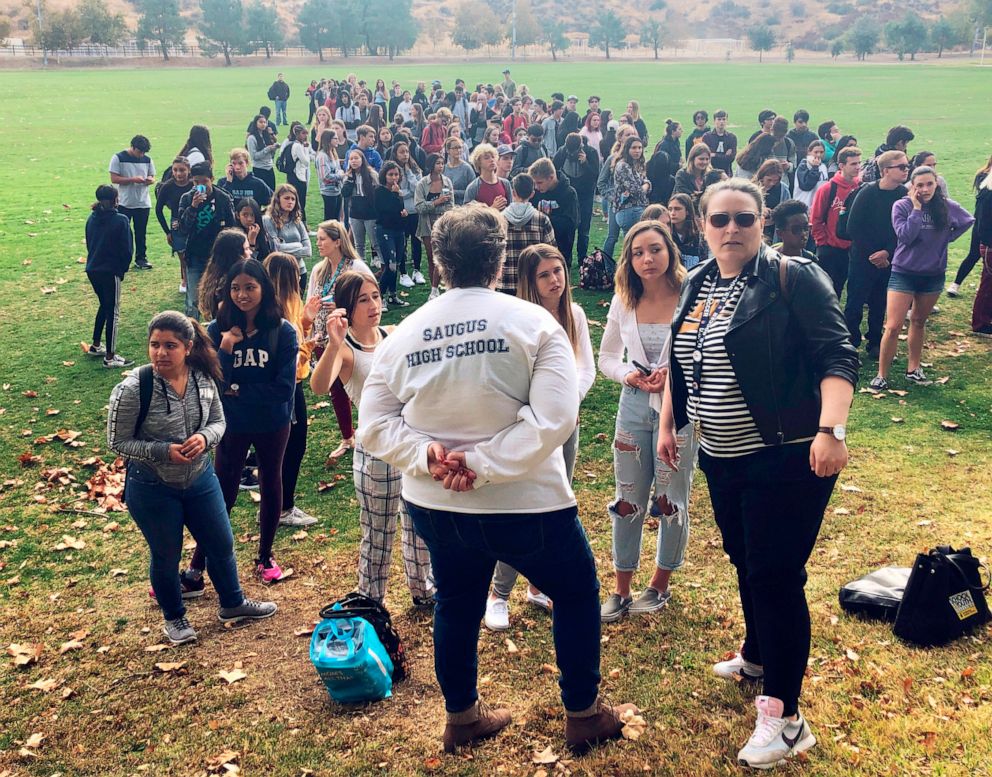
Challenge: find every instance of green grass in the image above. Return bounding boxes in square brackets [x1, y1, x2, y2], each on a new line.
[1, 62, 992, 776]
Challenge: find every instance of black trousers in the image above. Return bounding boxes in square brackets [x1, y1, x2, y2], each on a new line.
[576, 191, 595, 261]
[554, 223, 577, 268]
[287, 173, 308, 225]
[255, 167, 276, 191]
[282, 382, 307, 510]
[699, 442, 837, 717]
[119, 206, 149, 264]
[87, 271, 120, 354]
[816, 244, 849, 300]
[322, 193, 342, 222]
[403, 212, 422, 272]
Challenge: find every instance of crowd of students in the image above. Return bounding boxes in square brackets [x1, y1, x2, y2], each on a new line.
[83, 68, 991, 768]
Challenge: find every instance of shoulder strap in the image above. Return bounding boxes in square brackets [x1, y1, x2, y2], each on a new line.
[134, 364, 155, 436]
[266, 325, 280, 369]
[778, 256, 792, 305]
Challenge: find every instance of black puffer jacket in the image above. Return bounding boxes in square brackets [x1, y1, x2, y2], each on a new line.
[669, 244, 859, 446]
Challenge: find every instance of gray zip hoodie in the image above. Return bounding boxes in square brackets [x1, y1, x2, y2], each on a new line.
[503, 201, 538, 227]
[107, 367, 226, 488]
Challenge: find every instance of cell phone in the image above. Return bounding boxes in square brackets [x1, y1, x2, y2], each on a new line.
[631, 360, 652, 376]
[196, 184, 207, 194]
[321, 293, 335, 303]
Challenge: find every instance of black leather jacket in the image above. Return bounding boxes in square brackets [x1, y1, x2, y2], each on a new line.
[669, 244, 859, 446]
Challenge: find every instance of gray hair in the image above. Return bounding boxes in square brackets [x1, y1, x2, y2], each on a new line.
[431, 204, 507, 289]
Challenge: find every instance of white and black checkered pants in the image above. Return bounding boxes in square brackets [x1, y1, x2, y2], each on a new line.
[354, 443, 433, 604]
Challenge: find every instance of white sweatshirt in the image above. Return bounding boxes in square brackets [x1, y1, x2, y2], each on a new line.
[358, 287, 579, 514]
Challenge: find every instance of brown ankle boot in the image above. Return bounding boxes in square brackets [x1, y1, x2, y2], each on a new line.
[442, 701, 512, 753]
[564, 699, 640, 755]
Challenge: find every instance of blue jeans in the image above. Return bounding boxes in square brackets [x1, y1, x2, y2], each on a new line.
[185, 262, 204, 321]
[274, 99, 288, 125]
[407, 502, 602, 714]
[125, 461, 243, 621]
[601, 203, 621, 271]
[610, 386, 697, 572]
[375, 224, 405, 297]
[603, 205, 644, 264]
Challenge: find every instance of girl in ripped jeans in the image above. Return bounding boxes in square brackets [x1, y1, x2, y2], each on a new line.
[597, 220, 698, 624]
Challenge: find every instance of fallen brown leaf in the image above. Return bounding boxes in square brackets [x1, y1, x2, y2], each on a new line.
[532, 745, 559, 765]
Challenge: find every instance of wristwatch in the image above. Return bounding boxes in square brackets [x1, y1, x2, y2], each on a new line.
[818, 425, 847, 441]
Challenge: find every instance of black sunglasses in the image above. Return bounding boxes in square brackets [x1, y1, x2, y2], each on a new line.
[708, 212, 759, 229]
[885, 164, 910, 171]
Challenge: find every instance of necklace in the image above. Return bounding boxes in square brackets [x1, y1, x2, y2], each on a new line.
[347, 327, 381, 351]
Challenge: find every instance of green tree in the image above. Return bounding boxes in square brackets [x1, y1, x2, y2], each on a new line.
[886, 12, 927, 60]
[360, 0, 417, 58]
[589, 10, 626, 59]
[0, 18, 10, 44]
[299, 0, 335, 60]
[452, 0, 497, 53]
[846, 21, 879, 61]
[135, 0, 188, 60]
[198, 0, 245, 65]
[32, 5, 85, 52]
[971, 0, 992, 28]
[831, 39, 844, 58]
[243, 1, 283, 58]
[930, 17, 957, 57]
[747, 24, 775, 62]
[511, 0, 541, 49]
[640, 17, 664, 60]
[78, 0, 128, 48]
[542, 20, 570, 61]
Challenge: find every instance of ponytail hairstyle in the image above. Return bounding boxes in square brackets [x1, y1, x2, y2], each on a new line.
[262, 252, 304, 330]
[664, 118, 681, 140]
[147, 311, 222, 383]
[334, 269, 380, 323]
[198, 228, 249, 320]
[910, 166, 948, 231]
[92, 184, 118, 211]
[217, 259, 283, 333]
[516, 243, 579, 352]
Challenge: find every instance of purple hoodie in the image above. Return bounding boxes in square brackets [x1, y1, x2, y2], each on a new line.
[891, 196, 973, 276]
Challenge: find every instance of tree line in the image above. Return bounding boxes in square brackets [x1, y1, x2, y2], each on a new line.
[16, 0, 992, 64]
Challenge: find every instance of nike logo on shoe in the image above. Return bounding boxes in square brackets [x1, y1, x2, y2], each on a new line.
[781, 722, 805, 749]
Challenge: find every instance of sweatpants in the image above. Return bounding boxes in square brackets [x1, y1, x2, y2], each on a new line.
[119, 206, 150, 264]
[87, 271, 121, 354]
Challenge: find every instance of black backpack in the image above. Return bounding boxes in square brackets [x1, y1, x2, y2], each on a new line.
[276, 142, 295, 175]
[320, 592, 410, 682]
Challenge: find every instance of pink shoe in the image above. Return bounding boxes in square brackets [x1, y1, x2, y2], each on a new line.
[256, 557, 285, 584]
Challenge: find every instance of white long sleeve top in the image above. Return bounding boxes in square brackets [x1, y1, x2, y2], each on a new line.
[358, 287, 579, 514]
[598, 294, 671, 413]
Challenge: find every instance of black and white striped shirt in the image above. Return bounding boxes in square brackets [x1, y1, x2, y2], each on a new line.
[673, 274, 768, 458]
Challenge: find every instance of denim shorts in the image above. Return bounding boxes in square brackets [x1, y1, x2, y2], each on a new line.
[888, 269, 944, 295]
[170, 229, 187, 254]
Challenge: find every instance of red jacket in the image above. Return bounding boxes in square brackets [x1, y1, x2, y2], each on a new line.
[421, 122, 445, 154]
[502, 113, 528, 140]
[811, 172, 859, 249]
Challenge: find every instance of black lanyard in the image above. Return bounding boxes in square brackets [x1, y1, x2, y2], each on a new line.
[690, 270, 749, 398]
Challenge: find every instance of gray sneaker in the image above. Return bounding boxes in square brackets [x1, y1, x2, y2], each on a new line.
[629, 587, 672, 614]
[600, 593, 633, 623]
[218, 597, 278, 624]
[163, 615, 197, 645]
[279, 506, 318, 527]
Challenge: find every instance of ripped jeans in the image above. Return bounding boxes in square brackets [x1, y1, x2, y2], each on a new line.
[609, 385, 697, 572]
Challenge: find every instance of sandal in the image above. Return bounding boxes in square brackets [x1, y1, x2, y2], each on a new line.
[326, 437, 355, 463]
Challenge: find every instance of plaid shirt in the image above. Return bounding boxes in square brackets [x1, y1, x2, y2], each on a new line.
[500, 210, 556, 294]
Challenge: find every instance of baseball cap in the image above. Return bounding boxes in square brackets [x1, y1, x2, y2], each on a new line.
[502, 68, 511, 74]
[567, 95, 579, 102]
[497, 144, 514, 157]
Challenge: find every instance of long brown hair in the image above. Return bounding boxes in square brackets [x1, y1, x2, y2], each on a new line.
[614, 220, 686, 309]
[334, 270, 380, 323]
[516, 244, 579, 352]
[267, 183, 302, 230]
[263, 252, 303, 329]
[198, 228, 249, 320]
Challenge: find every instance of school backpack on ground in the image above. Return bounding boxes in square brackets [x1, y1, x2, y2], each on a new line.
[310, 611, 394, 703]
[579, 248, 614, 291]
[319, 592, 409, 682]
[276, 141, 295, 174]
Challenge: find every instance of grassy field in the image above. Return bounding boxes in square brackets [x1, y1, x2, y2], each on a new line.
[1, 62, 991, 777]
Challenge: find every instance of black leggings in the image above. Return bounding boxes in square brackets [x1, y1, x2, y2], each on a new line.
[282, 382, 307, 510]
[956, 231, 982, 285]
[87, 271, 120, 354]
[403, 212, 422, 272]
[255, 167, 276, 191]
[192, 422, 291, 569]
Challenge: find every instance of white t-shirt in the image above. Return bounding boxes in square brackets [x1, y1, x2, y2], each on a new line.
[358, 287, 579, 514]
[109, 150, 155, 209]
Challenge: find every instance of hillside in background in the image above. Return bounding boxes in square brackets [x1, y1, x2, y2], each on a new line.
[1, 0, 981, 56]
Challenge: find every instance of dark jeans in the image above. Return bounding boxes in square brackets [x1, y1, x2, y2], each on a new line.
[322, 193, 342, 222]
[407, 502, 601, 714]
[553, 222, 577, 268]
[282, 382, 307, 510]
[255, 168, 276, 191]
[844, 252, 890, 349]
[403, 211, 422, 272]
[576, 190, 595, 262]
[816, 244, 849, 300]
[699, 442, 836, 717]
[119, 206, 150, 263]
[375, 224, 405, 297]
[126, 461, 243, 621]
[86, 271, 120, 354]
[192, 423, 291, 570]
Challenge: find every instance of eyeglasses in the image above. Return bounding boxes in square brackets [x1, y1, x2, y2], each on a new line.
[785, 223, 811, 235]
[707, 212, 759, 229]
[885, 164, 910, 171]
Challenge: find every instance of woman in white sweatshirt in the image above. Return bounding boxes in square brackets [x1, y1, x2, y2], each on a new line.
[598, 219, 698, 624]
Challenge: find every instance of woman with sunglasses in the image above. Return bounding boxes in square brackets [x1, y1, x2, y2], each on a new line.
[660, 178, 857, 769]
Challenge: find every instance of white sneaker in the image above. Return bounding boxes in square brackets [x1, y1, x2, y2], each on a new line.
[713, 651, 764, 681]
[103, 354, 134, 369]
[371, 255, 383, 269]
[398, 273, 415, 288]
[179, 282, 187, 294]
[380, 299, 389, 313]
[946, 282, 961, 297]
[412, 270, 426, 284]
[428, 287, 440, 301]
[737, 696, 816, 769]
[526, 589, 552, 611]
[279, 506, 318, 527]
[484, 596, 510, 631]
